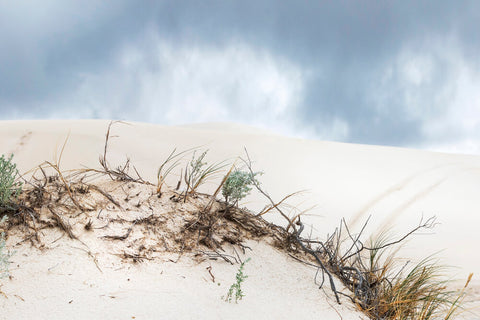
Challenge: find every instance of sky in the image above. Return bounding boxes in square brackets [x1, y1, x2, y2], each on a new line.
[1, 1, 480, 155]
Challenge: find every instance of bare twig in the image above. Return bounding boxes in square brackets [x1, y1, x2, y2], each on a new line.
[48, 206, 77, 240]
[296, 220, 342, 304]
[89, 184, 122, 209]
[102, 221, 137, 240]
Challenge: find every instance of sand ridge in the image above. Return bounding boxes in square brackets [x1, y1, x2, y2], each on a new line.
[1, 119, 479, 319]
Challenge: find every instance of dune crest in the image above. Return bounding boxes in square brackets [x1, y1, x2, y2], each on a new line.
[1, 120, 479, 319]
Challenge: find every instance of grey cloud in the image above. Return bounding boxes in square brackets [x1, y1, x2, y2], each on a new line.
[1, 1, 480, 153]
[0, 1, 148, 105]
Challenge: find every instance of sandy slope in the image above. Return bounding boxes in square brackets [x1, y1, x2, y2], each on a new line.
[1, 119, 479, 319]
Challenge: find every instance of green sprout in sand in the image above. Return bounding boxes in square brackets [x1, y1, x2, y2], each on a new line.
[224, 258, 251, 303]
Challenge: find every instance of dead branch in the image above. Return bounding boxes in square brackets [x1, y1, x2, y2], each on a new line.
[97, 121, 149, 184]
[206, 266, 215, 282]
[241, 148, 341, 303]
[256, 191, 304, 217]
[48, 206, 77, 240]
[342, 216, 438, 262]
[296, 220, 342, 304]
[118, 252, 152, 262]
[102, 221, 137, 240]
[203, 163, 236, 212]
[197, 250, 237, 264]
[88, 184, 122, 209]
[241, 149, 298, 232]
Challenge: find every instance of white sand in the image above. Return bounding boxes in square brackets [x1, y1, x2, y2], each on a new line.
[1, 119, 479, 319]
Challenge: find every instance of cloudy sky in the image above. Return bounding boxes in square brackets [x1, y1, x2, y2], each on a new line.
[1, 1, 480, 154]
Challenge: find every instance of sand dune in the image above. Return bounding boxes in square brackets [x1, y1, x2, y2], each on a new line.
[1, 120, 479, 319]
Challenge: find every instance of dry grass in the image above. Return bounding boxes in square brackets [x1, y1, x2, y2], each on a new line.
[0, 123, 472, 320]
[240, 149, 472, 319]
[293, 217, 473, 320]
[183, 150, 228, 201]
[156, 148, 190, 195]
[356, 232, 472, 319]
[2, 123, 281, 263]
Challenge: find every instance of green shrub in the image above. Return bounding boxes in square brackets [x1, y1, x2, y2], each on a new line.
[224, 258, 251, 303]
[0, 154, 22, 211]
[222, 170, 261, 205]
[0, 215, 12, 280]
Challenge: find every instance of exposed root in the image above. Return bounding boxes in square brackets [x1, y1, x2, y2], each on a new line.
[1, 122, 469, 320]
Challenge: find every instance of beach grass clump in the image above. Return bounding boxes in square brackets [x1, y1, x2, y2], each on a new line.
[316, 219, 472, 320]
[156, 148, 191, 195]
[1, 124, 470, 319]
[184, 150, 227, 199]
[0, 154, 22, 212]
[240, 152, 470, 319]
[358, 238, 471, 319]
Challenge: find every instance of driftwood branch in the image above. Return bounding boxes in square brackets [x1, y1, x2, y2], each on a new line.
[241, 148, 342, 303]
[296, 220, 342, 304]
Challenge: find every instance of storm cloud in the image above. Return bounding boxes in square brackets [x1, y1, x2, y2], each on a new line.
[1, 1, 480, 154]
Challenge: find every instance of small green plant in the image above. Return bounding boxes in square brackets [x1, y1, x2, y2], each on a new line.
[0, 154, 22, 211]
[184, 150, 227, 198]
[224, 258, 251, 303]
[222, 170, 261, 206]
[0, 215, 13, 280]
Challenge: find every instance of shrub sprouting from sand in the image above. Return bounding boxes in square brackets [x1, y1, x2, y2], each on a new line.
[0, 215, 13, 280]
[224, 258, 251, 303]
[1, 124, 471, 319]
[0, 154, 22, 212]
[222, 170, 261, 206]
[0, 154, 20, 281]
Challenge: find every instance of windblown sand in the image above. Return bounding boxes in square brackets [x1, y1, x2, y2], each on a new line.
[1, 120, 479, 319]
